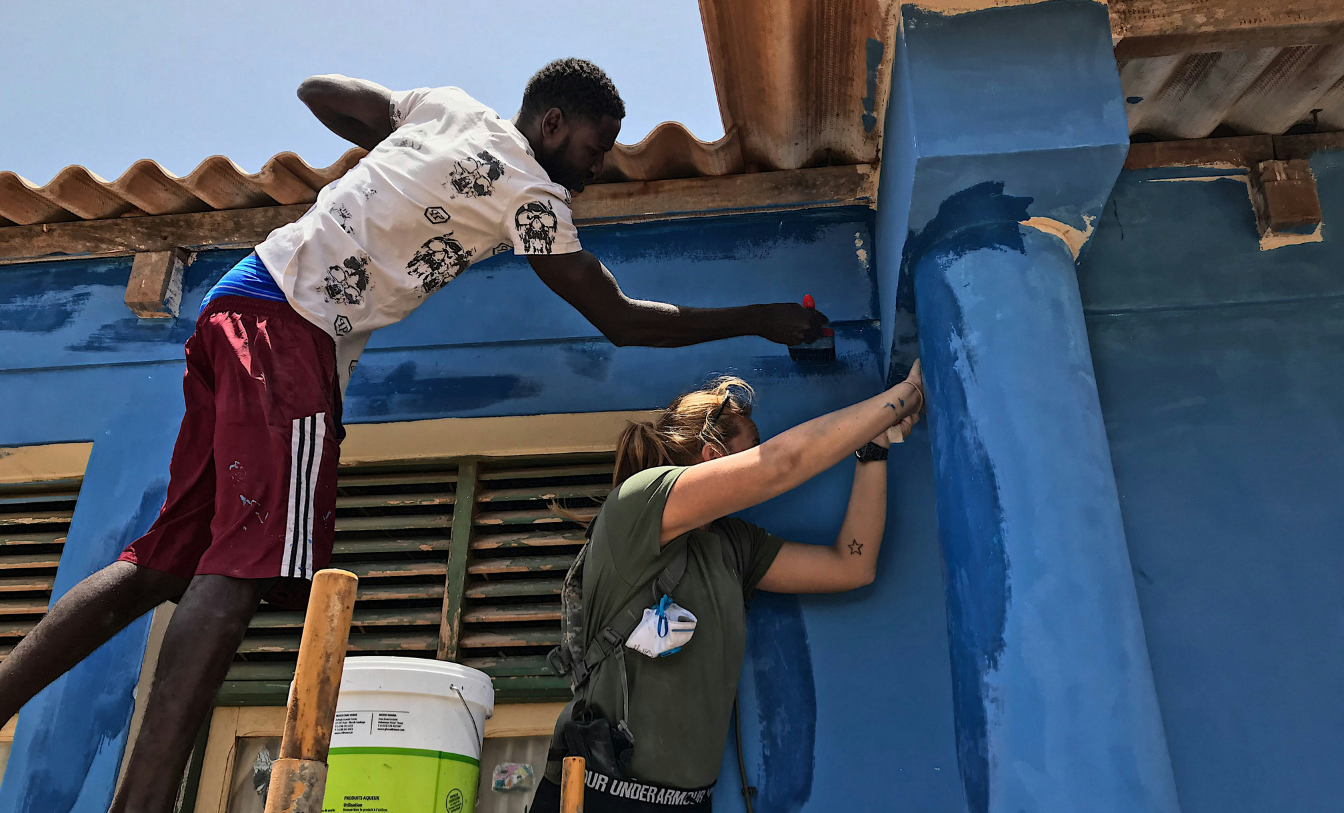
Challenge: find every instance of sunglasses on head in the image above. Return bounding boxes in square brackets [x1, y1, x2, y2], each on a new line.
[703, 393, 744, 438]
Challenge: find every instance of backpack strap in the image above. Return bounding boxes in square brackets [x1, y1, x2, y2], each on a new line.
[569, 543, 688, 687]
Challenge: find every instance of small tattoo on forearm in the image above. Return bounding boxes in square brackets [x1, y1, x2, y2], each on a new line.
[898, 397, 905, 407]
[884, 402, 898, 412]
[848, 539, 863, 555]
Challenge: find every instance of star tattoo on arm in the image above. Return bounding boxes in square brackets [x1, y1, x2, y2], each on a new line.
[848, 539, 863, 555]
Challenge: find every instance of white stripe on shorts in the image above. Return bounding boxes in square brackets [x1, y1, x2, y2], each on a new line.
[281, 412, 326, 580]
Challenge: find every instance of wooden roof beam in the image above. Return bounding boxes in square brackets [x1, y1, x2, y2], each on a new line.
[0, 165, 877, 266]
[1111, 0, 1344, 59]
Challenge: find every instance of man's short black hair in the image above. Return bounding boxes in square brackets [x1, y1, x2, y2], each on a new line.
[520, 58, 625, 124]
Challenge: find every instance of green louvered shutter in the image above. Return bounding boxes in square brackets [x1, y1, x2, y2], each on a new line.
[0, 478, 81, 662]
[455, 456, 612, 701]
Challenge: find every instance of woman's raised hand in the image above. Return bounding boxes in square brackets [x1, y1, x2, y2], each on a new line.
[905, 359, 924, 401]
[661, 358, 929, 543]
[884, 360, 924, 443]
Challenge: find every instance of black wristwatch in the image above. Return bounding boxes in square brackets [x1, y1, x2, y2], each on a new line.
[855, 441, 889, 463]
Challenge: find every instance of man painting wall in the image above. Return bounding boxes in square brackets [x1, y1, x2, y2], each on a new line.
[0, 59, 827, 813]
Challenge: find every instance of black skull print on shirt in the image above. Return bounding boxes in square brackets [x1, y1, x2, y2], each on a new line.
[406, 233, 476, 294]
[323, 254, 371, 305]
[448, 151, 505, 197]
[514, 200, 559, 253]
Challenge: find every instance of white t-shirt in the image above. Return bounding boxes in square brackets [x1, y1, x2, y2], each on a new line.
[255, 86, 582, 392]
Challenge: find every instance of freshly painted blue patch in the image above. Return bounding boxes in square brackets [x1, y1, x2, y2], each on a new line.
[6, 624, 148, 813]
[0, 291, 92, 333]
[873, 17, 919, 385]
[746, 349, 860, 379]
[907, 185, 1022, 813]
[344, 361, 542, 417]
[746, 592, 815, 813]
[878, 0, 1130, 382]
[863, 38, 884, 132]
[65, 317, 196, 353]
[874, 5, 1182, 809]
[903, 181, 1031, 267]
[887, 181, 1031, 385]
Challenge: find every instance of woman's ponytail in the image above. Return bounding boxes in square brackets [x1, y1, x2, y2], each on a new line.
[611, 376, 756, 487]
[614, 421, 675, 488]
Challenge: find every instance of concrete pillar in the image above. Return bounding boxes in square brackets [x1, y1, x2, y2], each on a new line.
[874, 3, 1181, 812]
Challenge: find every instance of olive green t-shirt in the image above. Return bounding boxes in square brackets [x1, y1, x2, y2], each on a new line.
[547, 465, 786, 789]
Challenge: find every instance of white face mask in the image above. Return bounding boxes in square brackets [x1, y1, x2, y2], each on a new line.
[626, 596, 697, 659]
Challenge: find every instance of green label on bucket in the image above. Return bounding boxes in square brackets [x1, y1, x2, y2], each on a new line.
[322, 747, 480, 813]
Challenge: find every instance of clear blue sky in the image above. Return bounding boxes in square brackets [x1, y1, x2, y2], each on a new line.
[0, 1, 723, 185]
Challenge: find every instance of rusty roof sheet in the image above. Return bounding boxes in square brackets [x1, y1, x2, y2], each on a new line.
[1122, 44, 1344, 139]
[0, 126, 750, 228]
[698, 0, 897, 171]
[0, 151, 367, 228]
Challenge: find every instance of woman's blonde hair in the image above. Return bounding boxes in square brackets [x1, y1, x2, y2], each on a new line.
[613, 376, 756, 486]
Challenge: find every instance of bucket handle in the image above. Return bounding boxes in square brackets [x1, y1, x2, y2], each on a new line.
[453, 686, 483, 749]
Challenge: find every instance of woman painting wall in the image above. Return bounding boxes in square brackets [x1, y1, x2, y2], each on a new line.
[531, 362, 926, 812]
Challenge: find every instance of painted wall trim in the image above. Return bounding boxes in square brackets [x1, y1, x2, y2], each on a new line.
[0, 165, 877, 265]
[0, 443, 93, 484]
[340, 410, 657, 466]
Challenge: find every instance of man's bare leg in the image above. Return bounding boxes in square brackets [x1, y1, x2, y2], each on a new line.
[0, 561, 189, 723]
[109, 573, 272, 813]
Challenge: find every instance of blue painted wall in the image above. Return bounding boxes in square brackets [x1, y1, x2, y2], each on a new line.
[0, 208, 966, 812]
[873, 4, 1178, 811]
[1079, 152, 1344, 813]
[6, 151, 1341, 813]
[876, 0, 1129, 384]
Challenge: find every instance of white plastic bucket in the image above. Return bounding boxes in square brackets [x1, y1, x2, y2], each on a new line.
[322, 656, 495, 813]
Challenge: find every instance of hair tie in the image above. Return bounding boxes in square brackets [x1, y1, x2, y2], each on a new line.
[906, 379, 924, 410]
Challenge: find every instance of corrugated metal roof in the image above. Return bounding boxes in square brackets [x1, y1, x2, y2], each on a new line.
[0, 129, 747, 227]
[698, 0, 897, 171]
[1121, 44, 1344, 139]
[0, 151, 366, 228]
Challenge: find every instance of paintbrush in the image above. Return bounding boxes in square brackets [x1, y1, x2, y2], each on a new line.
[787, 294, 835, 364]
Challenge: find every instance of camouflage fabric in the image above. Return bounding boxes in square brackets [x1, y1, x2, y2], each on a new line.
[554, 543, 591, 693]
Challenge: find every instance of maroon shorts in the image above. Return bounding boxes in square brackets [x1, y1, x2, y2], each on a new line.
[119, 296, 342, 608]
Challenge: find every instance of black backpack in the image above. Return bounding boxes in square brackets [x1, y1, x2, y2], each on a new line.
[544, 510, 757, 807]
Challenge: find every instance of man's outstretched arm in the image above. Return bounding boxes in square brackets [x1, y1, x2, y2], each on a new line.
[529, 250, 828, 348]
[297, 75, 395, 150]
